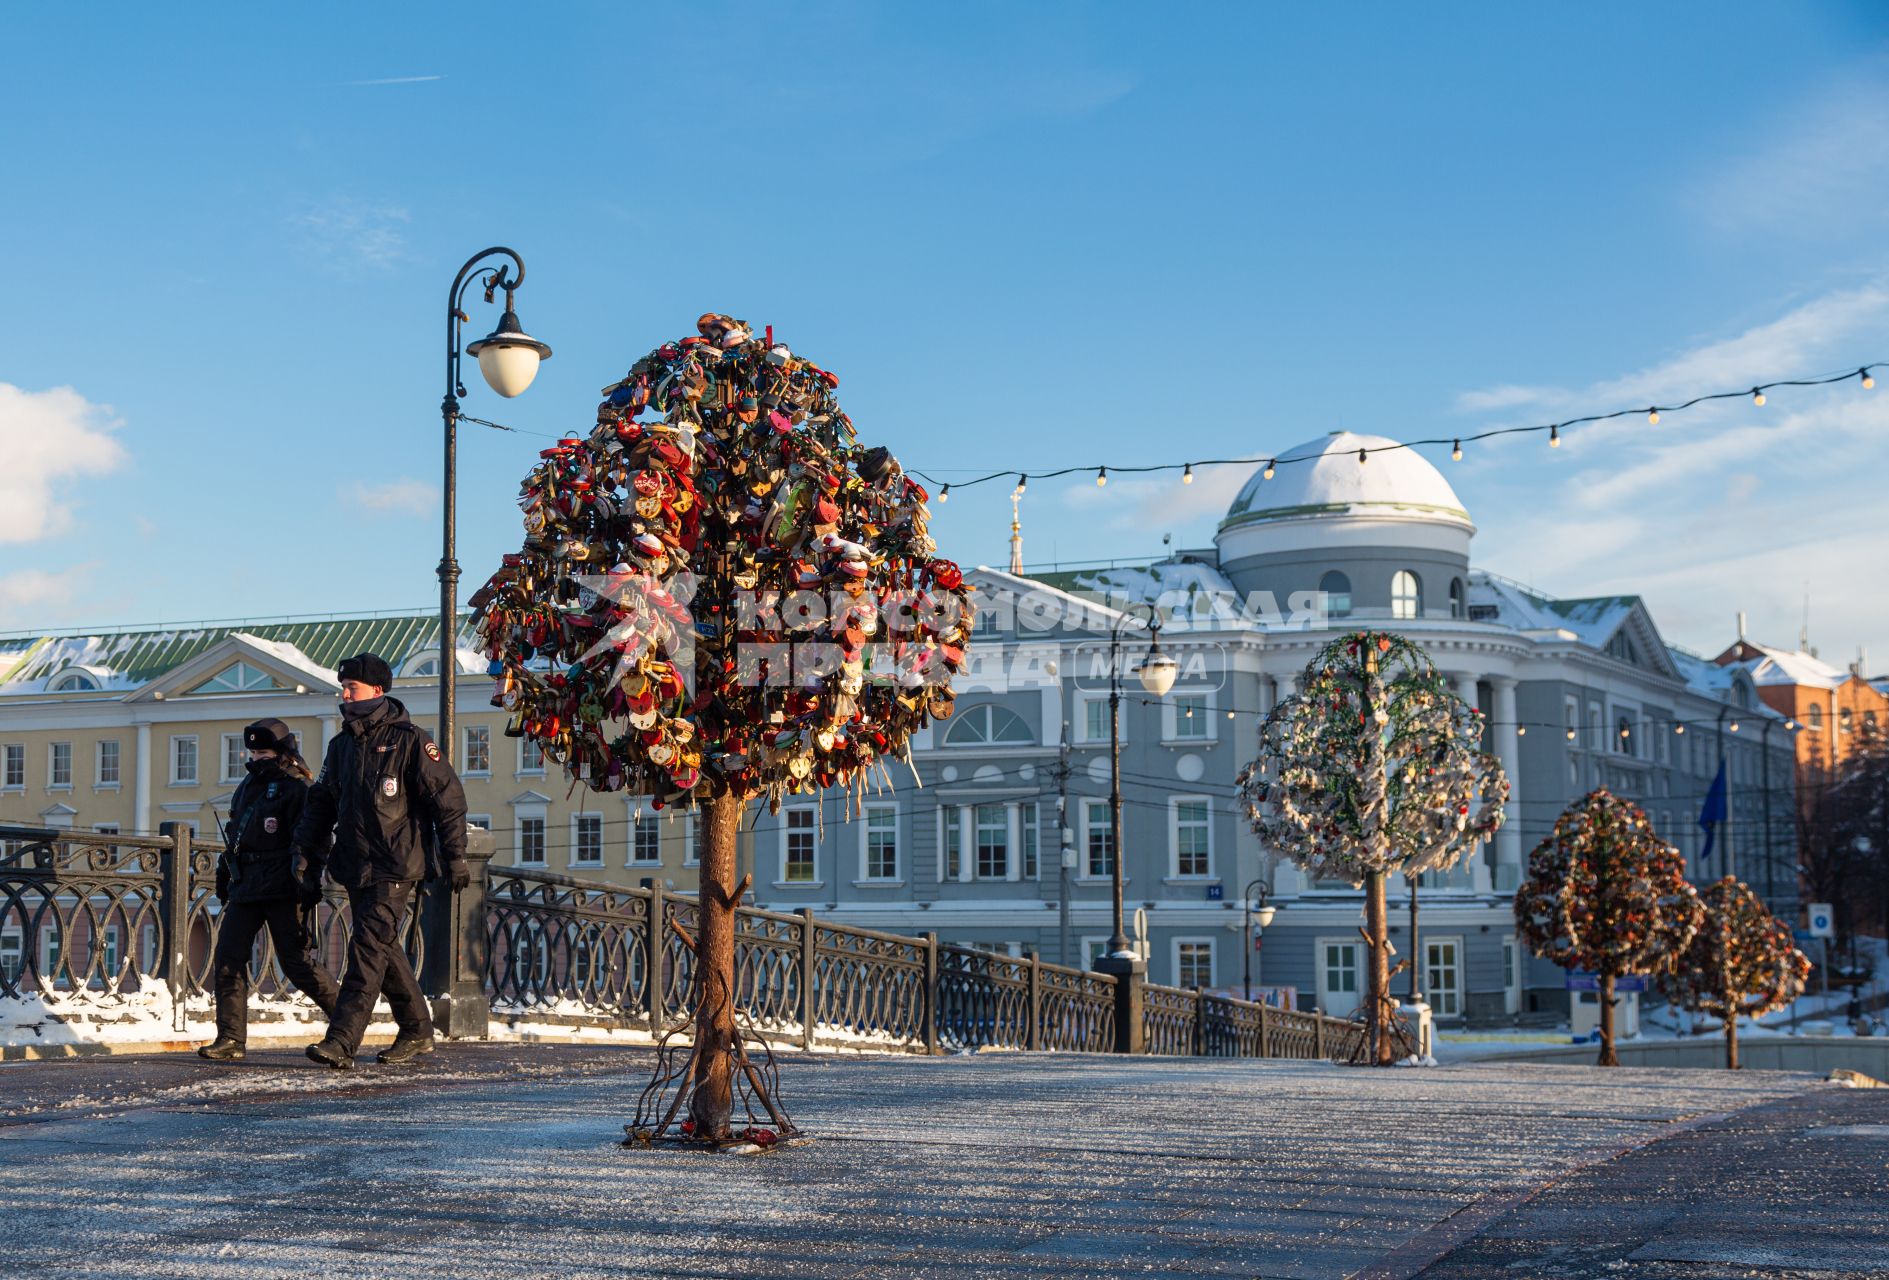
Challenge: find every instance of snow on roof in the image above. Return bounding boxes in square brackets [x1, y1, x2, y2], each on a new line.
[1668, 646, 1739, 697]
[228, 633, 340, 689]
[1726, 641, 1851, 690]
[1222, 432, 1472, 531]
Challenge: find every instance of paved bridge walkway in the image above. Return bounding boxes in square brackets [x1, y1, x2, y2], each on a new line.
[0, 1047, 1881, 1278]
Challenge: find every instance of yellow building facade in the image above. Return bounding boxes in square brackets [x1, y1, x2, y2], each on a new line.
[0, 615, 710, 888]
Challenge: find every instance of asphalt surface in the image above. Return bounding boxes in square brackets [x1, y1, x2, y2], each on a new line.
[0, 1045, 1873, 1278]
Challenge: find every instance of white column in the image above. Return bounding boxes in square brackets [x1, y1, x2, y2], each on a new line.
[1490, 677, 1522, 891]
[319, 715, 338, 761]
[134, 723, 152, 834]
[1005, 803, 1021, 882]
[1452, 673, 1491, 892]
[957, 804, 974, 883]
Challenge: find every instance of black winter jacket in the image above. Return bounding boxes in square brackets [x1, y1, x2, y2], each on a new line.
[291, 695, 470, 889]
[222, 759, 308, 903]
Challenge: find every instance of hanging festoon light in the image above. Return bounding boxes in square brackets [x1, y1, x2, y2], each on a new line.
[1014, 473, 1027, 496]
[1358, 447, 1368, 465]
[1863, 368, 1876, 390]
[938, 484, 950, 503]
[1095, 467, 1108, 487]
[1648, 408, 1660, 425]
[1451, 439, 1463, 461]
[1263, 458, 1276, 480]
[1751, 387, 1766, 406]
[1549, 425, 1561, 448]
[1182, 463, 1194, 484]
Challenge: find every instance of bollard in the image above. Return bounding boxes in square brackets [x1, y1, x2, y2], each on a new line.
[157, 822, 192, 1033]
[1094, 951, 1147, 1054]
[422, 825, 493, 1038]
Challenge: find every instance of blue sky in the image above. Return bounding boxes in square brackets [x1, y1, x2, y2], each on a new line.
[2, 3, 1886, 662]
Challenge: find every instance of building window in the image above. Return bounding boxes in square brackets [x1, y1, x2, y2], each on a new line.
[682, 813, 698, 866]
[1391, 570, 1421, 620]
[942, 704, 1033, 746]
[975, 804, 1009, 879]
[1078, 697, 1115, 745]
[170, 736, 199, 786]
[1172, 798, 1211, 878]
[99, 924, 121, 985]
[92, 823, 120, 836]
[1615, 714, 1634, 756]
[1020, 802, 1039, 880]
[938, 808, 965, 881]
[783, 808, 816, 882]
[221, 733, 246, 783]
[40, 926, 62, 985]
[191, 661, 282, 694]
[863, 805, 899, 880]
[1167, 691, 1211, 740]
[50, 670, 99, 692]
[519, 737, 545, 774]
[467, 815, 491, 831]
[463, 726, 491, 775]
[2, 744, 22, 790]
[96, 740, 120, 787]
[518, 815, 546, 866]
[1084, 800, 1114, 878]
[572, 814, 603, 867]
[49, 742, 72, 789]
[1808, 704, 1823, 732]
[1840, 708, 1854, 735]
[1324, 941, 1359, 995]
[1176, 939, 1214, 990]
[1587, 704, 1603, 751]
[629, 808, 660, 865]
[1425, 938, 1463, 1019]
[1449, 577, 1465, 619]
[1867, 710, 1880, 738]
[1319, 570, 1352, 618]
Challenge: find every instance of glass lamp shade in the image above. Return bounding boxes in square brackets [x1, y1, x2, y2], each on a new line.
[1138, 650, 1179, 696]
[466, 310, 552, 398]
[1252, 905, 1277, 928]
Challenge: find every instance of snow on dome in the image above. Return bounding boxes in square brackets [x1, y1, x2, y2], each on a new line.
[1221, 431, 1471, 531]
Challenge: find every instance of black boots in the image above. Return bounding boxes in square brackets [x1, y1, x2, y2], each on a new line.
[305, 1038, 353, 1070]
[376, 1032, 436, 1065]
[197, 1038, 245, 1062]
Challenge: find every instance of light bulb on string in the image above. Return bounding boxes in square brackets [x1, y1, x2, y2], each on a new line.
[1751, 388, 1766, 406]
[1517, 725, 1527, 736]
[1566, 728, 1577, 741]
[1357, 448, 1368, 465]
[1095, 467, 1108, 487]
[1730, 721, 1740, 732]
[1549, 425, 1561, 448]
[1451, 439, 1462, 461]
[937, 484, 950, 503]
[1863, 368, 1876, 390]
[1014, 474, 1027, 496]
[1675, 724, 1685, 735]
[1182, 464, 1194, 485]
[1263, 459, 1276, 480]
[1648, 408, 1660, 425]
[1226, 709, 1236, 720]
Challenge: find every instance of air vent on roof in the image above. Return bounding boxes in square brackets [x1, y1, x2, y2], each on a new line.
[1466, 604, 1500, 622]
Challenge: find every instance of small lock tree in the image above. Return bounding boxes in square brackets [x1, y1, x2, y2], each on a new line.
[1236, 631, 1506, 1065]
[1513, 790, 1703, 1066]
[471, 313, 972, 1141]
[1663, 877, 1811, 1070]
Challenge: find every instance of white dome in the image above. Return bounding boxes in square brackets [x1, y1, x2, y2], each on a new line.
[1220, 432, 1471, 532]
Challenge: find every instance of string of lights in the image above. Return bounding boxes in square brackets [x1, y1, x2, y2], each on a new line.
[919, 362, 1883, 501]
[1121, 693, 1818, 736]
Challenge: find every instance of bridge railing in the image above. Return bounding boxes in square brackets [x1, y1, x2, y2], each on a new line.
[3, 823, 1355, 1062]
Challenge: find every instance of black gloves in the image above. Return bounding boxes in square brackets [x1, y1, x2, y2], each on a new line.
[298, 876, 324, 909]
[215, 859, 230, 904]
[448, 860, 471, 892]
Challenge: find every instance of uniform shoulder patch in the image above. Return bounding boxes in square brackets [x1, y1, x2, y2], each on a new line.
[424, 740, 441, 762]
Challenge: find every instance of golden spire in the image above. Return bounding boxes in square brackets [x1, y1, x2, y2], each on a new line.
[1008, 492, 1024, 575]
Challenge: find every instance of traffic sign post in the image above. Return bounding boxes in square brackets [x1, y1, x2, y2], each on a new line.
[1808, 903, 1835, 998]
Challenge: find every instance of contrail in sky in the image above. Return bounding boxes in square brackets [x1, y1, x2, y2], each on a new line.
[341, 75, 445, 86]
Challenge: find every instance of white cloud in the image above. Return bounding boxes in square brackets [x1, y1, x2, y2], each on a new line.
[0, 384, 126, 544]
[0, 562, 98, 628]
[287, 197, 411, 272]
[1453, 384, 1563, 413]
[345, 479, 438, 515]
[1060, 462, 1250, 535]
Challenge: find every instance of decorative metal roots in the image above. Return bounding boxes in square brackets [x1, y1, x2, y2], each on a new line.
[625, 926, 799, 1153]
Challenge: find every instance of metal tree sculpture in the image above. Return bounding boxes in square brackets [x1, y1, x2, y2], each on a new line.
[1662, 877, 1810, 1070]
[470, 313, 973, 1143]
[1513, 789, 1703, 1066]
[1236, 631, 1507, 1065]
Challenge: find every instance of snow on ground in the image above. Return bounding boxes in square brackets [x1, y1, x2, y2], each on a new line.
[0, 1046, 1826, 1279]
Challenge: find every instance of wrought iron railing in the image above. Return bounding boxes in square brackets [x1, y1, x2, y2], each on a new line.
[2, 824, 1362, 1062]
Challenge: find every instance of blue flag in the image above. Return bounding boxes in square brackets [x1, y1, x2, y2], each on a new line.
[1698, 759, 1728, 869]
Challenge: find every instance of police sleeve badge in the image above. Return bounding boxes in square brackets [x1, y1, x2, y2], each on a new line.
[424, 740, 441, 762]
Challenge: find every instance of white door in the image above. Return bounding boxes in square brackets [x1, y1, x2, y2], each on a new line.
[1317, 939, 1362, 1017]
[1425, 939, 1463, 1019]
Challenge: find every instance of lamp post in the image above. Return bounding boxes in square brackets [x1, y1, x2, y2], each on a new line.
[1242, 877, 1275, 1002]
[439, 248, 551, 765]
[1107, 603, 1177, 956]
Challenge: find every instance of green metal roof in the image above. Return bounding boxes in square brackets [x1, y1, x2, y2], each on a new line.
[0, 612, 470, 690]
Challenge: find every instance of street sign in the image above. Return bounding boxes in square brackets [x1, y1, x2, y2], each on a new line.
[1807, 903, 1835, 938]
[1206, 882, 1224, 901]
[1566, 972, 1646, 992]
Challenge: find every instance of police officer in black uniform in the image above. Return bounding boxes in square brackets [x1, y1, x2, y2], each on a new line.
[198, 718, 340, 1061]
[292, 653, 470, 1069]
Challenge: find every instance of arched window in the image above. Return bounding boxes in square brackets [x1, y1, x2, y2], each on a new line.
[1449, 578, 1465, 619]
[49, 670, 99, 692]
[1319, 570, 1352, 619]
[1391, 570, 1422, 620]
[190, 662, 281, 694]
[942, 704, 1034, 747]
[1808, 704, 1823, 732]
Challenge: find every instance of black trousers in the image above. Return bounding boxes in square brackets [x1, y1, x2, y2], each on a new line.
[212, 897, 340, 1044]
[325, 880, 432, 1054]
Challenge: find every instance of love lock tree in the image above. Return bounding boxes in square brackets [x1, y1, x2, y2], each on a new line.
[1513, 789, 1704, 1067]
[470, 313, 973, 1145]
[1663, 877, 1811, 1070]
[1236, 631, 1507, 1065]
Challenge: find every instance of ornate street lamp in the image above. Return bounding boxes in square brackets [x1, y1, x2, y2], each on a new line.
[1242, 876, 1275, 1002]
[438, 247, 550, 765]
[1106, 603, 1176, 957]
